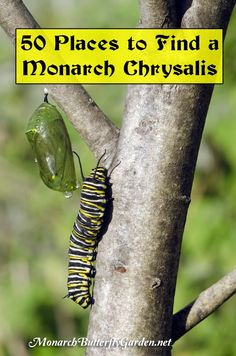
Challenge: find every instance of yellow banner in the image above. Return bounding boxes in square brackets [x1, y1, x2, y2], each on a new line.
[15, 29, 223, 84]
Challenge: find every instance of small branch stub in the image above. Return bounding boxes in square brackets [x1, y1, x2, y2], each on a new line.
[151, 278, 162, 289]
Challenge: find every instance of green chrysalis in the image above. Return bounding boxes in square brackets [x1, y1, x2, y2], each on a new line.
[25, 89, 77, 197]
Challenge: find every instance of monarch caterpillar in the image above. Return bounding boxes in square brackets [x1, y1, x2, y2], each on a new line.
[65, 152, 116, 308]
[25, 89, 77, 197]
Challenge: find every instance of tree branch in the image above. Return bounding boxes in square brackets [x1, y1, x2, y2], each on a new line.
[0, 0, 119, 159]
[139, 0, 177, 27]
[181, 0, 236, 31]
[172, 267, 236, 343]
[87, 3, 234, 352]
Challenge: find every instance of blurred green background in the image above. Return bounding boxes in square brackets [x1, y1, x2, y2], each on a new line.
[0, 2, 235, 356]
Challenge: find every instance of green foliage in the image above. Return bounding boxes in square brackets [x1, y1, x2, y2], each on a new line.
[0, 3, 235, 356]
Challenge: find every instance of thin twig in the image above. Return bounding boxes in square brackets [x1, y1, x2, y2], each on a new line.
[172, 267, 236, 342]
[0, 0, 119, 160]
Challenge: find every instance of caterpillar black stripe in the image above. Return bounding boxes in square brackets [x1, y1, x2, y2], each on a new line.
[65, 152, 115, 308]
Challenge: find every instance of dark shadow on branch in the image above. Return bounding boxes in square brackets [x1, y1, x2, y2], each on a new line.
[175, 0, 193, 27]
